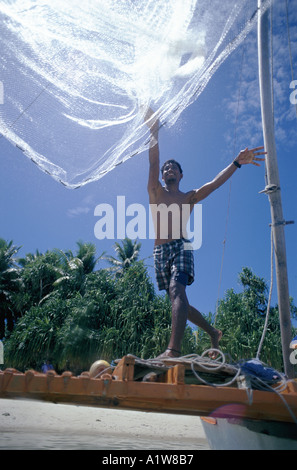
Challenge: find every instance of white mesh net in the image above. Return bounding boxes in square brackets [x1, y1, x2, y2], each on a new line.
[0, 0, 271, 188]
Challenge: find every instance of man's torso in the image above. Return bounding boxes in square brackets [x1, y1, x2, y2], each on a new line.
[149, 186, 195, 245]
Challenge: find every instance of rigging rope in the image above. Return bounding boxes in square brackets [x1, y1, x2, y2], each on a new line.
[256, 227, 274, 359]
[214, 43, 246, 324]
[110, 351, 297, 422]
[173, 351, 297, 423]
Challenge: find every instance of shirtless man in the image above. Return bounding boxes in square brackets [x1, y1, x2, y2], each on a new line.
[145, 108, 266, 358]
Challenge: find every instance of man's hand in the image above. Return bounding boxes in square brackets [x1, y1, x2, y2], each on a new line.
[144, 106, 154, 124]
[235, 146, 266, 167]
[144, 107, 159, 133]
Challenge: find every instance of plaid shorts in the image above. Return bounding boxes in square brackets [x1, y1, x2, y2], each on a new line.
[153, 239, 194, 291]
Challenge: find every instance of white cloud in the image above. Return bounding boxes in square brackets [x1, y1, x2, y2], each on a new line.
[221, 0, 297, 151]
[67, 206, 91, 217]
[67, 195, 94, 218]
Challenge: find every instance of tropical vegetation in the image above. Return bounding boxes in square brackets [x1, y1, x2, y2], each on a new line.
[0, 237, 296, 375]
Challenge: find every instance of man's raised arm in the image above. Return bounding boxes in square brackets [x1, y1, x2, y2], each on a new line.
[145, 108, 162, 196]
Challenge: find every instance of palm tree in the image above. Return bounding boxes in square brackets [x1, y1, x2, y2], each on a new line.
[53, 241, 104, 295]
[75, 240, 103, 274]
[105, 238, 141, 277]
[17, 249, 64, 307]
[0, 239, 21, 337]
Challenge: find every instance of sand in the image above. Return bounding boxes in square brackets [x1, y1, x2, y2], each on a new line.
[0, 398, 210, 450]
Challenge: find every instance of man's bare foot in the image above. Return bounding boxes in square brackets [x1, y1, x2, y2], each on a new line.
[156, 347, 181, 359]
[209, 329, 223, 359]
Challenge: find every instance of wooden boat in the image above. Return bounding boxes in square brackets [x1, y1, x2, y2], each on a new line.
[1, 353, 297, 449]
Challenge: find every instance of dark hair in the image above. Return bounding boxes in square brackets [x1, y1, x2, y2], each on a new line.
[161, 159, 183, 175]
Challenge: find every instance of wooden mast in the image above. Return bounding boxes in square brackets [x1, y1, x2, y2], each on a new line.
[257, 0, 294, 378]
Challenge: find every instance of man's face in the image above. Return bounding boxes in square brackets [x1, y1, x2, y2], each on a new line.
[162, 162, 183, 184]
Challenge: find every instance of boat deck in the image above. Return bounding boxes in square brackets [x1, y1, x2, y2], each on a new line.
[1, 354, 296, 424]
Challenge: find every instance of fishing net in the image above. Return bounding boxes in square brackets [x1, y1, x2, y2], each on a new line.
[0, 0, 271, 188]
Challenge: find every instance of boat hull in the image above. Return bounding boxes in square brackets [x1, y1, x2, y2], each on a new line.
[201, 417, 297, 450]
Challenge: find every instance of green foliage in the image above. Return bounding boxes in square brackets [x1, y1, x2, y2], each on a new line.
[3, 241, 177, 372]
[214, 268, 297, 371]
[17, 250, 63, 309]
[0, 239, 22, 337]
[3, 292, 67, 369]
[1, 237, 296, 376]
[104, 238, 142, 276]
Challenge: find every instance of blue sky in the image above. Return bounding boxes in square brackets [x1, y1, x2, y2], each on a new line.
[0, 0, 296, 329]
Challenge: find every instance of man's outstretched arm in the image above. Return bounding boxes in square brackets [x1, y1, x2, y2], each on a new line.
[189, 146, 266, 204]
